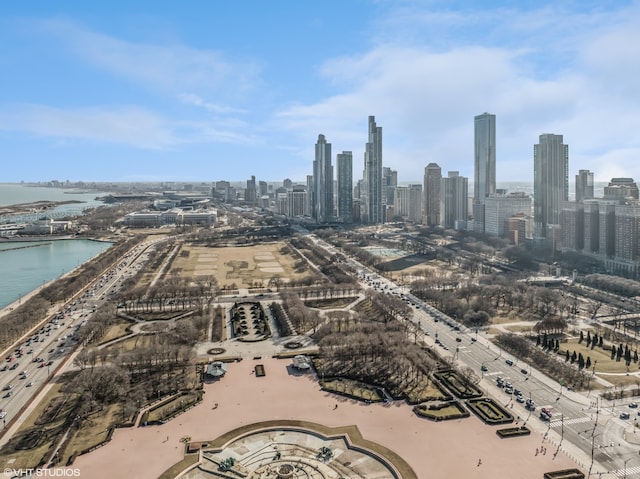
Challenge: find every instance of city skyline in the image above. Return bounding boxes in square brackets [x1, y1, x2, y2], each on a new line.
[1, 2, 639, 184]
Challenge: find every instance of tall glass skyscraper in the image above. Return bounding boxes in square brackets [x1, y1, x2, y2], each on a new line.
[313, 134, 333, 223]
[473, 113, 496, 232]
[337, 151, 353, 223]
[362, 116, 383, 224]
[534, 133, 569, 238]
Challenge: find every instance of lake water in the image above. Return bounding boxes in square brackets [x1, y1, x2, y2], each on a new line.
[0, 239, 112, 310]
[0, 183, 103, 207]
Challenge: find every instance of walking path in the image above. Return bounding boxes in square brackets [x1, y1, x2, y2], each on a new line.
[74, 356, 584, 479]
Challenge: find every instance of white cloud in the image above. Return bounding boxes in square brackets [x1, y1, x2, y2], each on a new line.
[38, 19, 260, 101]
[0, 104, 256, 149]
[274, 3, 640, 183]
[178, 93, 246, 114]
[0, 104, 176, 149]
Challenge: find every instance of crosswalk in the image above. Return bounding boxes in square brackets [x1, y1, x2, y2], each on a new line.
[549, 416, 592, 427]
[612, 465, 640, 477]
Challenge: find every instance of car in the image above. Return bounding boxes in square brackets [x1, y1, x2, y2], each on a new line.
[629, 403, 638, 408]
[2, 384, 13, 391]
[9, 364, 18, 370]
[455, 337, 462, 342]
[26, 382, 33, 387]
[505, 359, 514, 366]
[0, 410, 6, 419]
[620, 412, 631, 419]
[0, 366, 7, 371]
[471, 337, 477, 342]
[2, 392, 12, 398]
[521, 368, 528, 374]
[514, 389, 522, 396]
[516, 395, 525, 403]
[481, 365, 488, 372]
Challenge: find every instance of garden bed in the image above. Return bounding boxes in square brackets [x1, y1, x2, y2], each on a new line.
[496, 426, 531, 438]
[320, 377, 385, 403]
[466, 397, 514, 425]
[543, 468, 585, 479]
[413, 401, 469, 421]
[434, 371, 483, 399]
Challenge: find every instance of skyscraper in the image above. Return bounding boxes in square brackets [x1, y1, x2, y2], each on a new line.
[423, 163, 442, 226]
[361, 116, 383, 224]
[473, 113, 496, 232]
[442, 171, 468, 230]
[575, 170, 594, 202]
[312, 134, 333, 223]
[534, 134, 569, 239]
[336, 151, 353, 223]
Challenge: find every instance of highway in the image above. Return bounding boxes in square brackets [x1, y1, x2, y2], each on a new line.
[0, 239, 160, 440]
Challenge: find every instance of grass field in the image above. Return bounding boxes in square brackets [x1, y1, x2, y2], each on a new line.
[0, 382, 73, 468]
[61, 404, 122, 464]
[558, 338, 639, 375]
[98, 319, 132, 345]
[170, 242, 312, 289]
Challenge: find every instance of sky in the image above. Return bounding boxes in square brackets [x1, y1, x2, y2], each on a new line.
[1, 0, 639, 185]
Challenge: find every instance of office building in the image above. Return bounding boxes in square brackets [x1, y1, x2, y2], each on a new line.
[394, 184, 423, 223]
[575, 170, 594, 202]
[442, 171, 468, 230]
[336, 151, 353, 223]
[473, 113, 496, 232]
[604, 178, 639, 200]
[423, 163, 442, 226]
[533, 134, 569, 240]
[484, 192, 532, 238]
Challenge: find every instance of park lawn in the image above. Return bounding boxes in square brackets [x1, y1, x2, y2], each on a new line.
[303, 297, 358, 310]
[61, 403, 122, 465]
[170, 242, 313, 289]
[321, 378, 383, 401]
[146, 392, 201, 423]
[103, 334, 155, 354]
[424, 404, 462, 417]
[406, 381, 449, 403]
[98, 319, 132, 345]
[503, 324, 535, 333]
[0, 382, 75, 469]
[558, 338, 637, 374]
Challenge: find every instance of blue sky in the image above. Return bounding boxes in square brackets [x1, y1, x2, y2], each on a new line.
[1, 1, 639, 185]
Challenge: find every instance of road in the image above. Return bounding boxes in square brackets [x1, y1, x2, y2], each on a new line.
[309, 231, 640, 478]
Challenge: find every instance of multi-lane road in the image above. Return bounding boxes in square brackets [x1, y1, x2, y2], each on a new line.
[311, 232, 640, 477]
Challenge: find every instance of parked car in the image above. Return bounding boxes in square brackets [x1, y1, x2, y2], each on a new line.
[505, 359, 514, 366]
[620, 412, 631, 420]
[629, 403, 638, 408]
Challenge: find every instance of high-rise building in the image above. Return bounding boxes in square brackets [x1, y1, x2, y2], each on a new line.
[423, 163, 442, 226]
[383, 167, 397, 207]
[361, 116, 383, 224]
[312, 134, 333, 223]
[394, 184, 423, 223]
[245, 175, 257, 205]
[561, 201, 584, 251]
[604, 178, 639, 200]
[484, 192, 532, 238]
[336, 151, 353, 223]
[533, 134, 569, 239]
[473, 113, 496, 232]
[575, 170, 594, 202]
[442, 171, 468, 230]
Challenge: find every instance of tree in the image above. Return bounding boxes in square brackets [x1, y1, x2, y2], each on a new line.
[565, 350, 570, 362]
[579, 331, 584, 343]
[585, 356, 591, 370]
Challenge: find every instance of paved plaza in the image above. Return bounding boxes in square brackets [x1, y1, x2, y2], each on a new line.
[74, 357, 580, 478]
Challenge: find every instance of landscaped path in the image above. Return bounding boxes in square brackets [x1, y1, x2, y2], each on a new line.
[74, 357, 581, 479]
